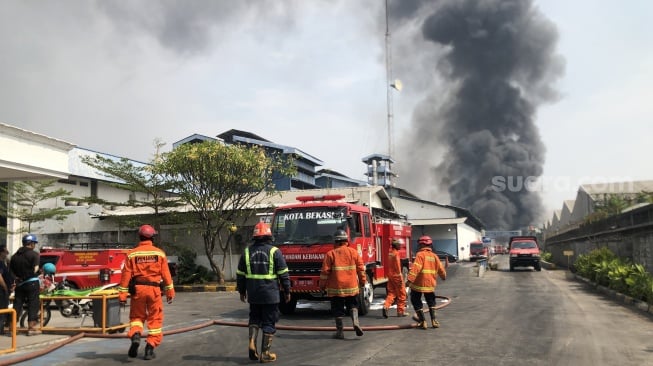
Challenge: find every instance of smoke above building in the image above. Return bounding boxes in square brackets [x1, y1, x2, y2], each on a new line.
[392, 0, 564, 230]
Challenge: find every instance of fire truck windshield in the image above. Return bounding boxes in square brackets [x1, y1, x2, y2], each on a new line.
[271, 207, 347, 245]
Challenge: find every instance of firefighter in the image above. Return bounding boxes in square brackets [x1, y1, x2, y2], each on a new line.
[118, 224, 175, 360]
[319, 229, 366, 339]
[236, 221, 291, 363]
[382, 238, 408, 318]
[406, 235, 446, 329]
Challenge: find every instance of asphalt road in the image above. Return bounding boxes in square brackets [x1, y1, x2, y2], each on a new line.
[3, 257, 653, 366]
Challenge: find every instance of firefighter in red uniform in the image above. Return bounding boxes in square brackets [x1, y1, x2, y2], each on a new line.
[382, 238, 409, 318]
[237, 221, 291, 363]
[118, 224, 175, 360]
[406, 235, 446, 329]
[319, 229, 366, 339]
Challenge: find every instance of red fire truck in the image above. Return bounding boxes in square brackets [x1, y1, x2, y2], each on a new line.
[269, 194, 412, 315]
[39, 243, 130, 289]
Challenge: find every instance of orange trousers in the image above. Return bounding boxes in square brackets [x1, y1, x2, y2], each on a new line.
[127, 285, 165, 348]
[383, 275, 407, 314]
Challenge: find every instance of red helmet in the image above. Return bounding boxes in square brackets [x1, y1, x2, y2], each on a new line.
[418, 235, 432, 246]
[138, 224, 157, 239]
[252, 222, 272, 238]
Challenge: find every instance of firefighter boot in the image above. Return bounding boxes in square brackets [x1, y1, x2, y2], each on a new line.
[414, 309, 428, 329]
[333, 317, 345, 339]
[144, 343, 156, 360]
[351, 308, 364, 336]
[429, 306, 440, 328]
[382, 307, 389, 319]
[259, 333, 276, 363]
[27, 321, 41, 336]
[128, 332, 140, 358]
[248, 325, 260, 360]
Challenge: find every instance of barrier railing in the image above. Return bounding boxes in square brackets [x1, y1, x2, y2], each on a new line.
[38, 293, 128, 334]
[0, 308, 16, 354]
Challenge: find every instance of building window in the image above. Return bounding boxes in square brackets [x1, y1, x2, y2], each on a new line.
[58, 179, 76, 185]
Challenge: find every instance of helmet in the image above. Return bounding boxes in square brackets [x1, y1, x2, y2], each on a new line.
[391, 238, 403, 248]
[418, 235, 432, 246]
[22, 234, 38, 245]
[138, 224, 157, 239]
[333, 229, 348, 243]
[43, 263, 56, 275]
[252, 222, 272, 238]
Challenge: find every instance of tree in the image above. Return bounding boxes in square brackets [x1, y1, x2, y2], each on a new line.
[635, 191, 653, 204]
[158, 140, 296, 283]
[0, 180, 76, 234]
[595, 194, 630, 217]
[80, 140, 185, 245]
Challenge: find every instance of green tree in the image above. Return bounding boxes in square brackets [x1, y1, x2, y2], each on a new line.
[80, 140, 185, 244]
[635, 190, 653, 204]
[594, 194, 629, 217]
[0, 180, 76, 234]
[158, 141, 296, 283]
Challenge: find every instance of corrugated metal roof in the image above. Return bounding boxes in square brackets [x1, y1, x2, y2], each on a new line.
[91, 186, 396, 218]
[580, 180, 653, 195]
[68, 147, 149, 183]
[409, 217, 466, 226]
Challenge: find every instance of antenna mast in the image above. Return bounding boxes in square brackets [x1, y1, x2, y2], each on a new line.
[385, 0, 394, 159]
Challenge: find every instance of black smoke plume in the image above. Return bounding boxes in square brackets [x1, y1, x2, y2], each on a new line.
[394, 0, 564, 230]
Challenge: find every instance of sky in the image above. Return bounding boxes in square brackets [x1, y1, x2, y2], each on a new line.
[1, 0, 651, 229]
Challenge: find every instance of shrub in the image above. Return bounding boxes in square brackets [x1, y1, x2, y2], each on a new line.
[625, 264, 653, 303]
[176, 247, 213, 284]
[541, 251, 553, 262]
[574, 247, 653, 304]
[607, 258, 632, 293]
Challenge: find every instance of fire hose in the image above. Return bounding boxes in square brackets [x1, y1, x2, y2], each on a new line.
[0, 295, 451, 365]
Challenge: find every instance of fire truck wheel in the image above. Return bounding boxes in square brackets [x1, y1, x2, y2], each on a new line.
[19, 307, 51, 328]
[357, 274, 373, 316]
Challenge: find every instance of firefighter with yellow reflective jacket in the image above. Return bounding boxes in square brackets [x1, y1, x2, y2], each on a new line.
[118, 224, 175, 360]
[236, 221, 291, 363]
[406, 235, 446, 329]
[319, 229, 366, 339]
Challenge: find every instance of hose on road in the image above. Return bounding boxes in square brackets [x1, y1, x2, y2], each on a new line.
[0, 295, 451, 365]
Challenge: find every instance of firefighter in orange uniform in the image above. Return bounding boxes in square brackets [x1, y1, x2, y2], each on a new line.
[406, 235, 446, 329]
[118, 224, 175, 360]
[319, 229, 366, 339]
[382, 238, 409, 318]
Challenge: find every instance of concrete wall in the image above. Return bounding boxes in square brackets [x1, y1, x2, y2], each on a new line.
[457, 223, 481, 261]
[546, 229, 653, 275]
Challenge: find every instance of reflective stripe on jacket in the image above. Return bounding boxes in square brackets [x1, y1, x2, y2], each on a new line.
[118, 240, 174, 294]
[407, 247, 446, 293]
[320, 244, 366, 297]
[236, 241, 290, 304]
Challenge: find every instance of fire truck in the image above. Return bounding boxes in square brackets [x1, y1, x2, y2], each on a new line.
[39, 243, 131, 289]
[269, 194, 412, 316]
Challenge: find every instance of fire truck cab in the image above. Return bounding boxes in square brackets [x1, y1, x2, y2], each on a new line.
[39, 243, 131, 289]
[270, 194, 412, 316]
